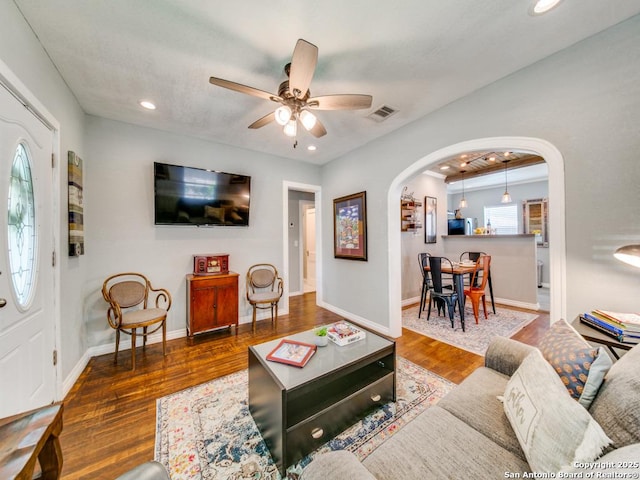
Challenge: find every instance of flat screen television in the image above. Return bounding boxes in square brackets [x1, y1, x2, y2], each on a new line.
[154, 162, 251, 226]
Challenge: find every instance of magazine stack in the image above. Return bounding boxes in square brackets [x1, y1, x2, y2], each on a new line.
[327, 321, 366, 346]
[580, 310, 640, 344]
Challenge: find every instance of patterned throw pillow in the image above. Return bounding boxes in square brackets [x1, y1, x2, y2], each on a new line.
[538, 319, 612, 408]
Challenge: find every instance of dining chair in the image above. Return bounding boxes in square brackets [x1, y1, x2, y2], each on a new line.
[418, 253, 432, 318]
[246, 263, 284, 332]
[460, 250, 495, 313]
[102, 272, 172, 371]
[463, 255, 492, 324]
[427, 256, 459, 328]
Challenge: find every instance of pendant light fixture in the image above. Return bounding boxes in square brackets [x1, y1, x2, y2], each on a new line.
[501, 160, 512, 203]
[459, 170, 468, 209]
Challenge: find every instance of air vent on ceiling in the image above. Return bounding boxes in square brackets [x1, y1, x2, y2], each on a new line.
[367, 104, 398, 122]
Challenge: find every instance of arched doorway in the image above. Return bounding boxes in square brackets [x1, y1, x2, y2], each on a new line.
[386, 137, 566, 338]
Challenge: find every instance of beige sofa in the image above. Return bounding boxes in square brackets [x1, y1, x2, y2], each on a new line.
[301, 336, 640, 480]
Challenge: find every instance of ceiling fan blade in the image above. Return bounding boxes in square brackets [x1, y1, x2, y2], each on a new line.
[248, 111, 276, 129]
[309, 118, 327, 138]
[307, 94, 373, 111]
[209, 77, 281, 102]
[289, 39, 318, 99]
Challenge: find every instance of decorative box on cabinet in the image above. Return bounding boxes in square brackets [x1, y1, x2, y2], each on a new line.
[186, 272, 239, 342]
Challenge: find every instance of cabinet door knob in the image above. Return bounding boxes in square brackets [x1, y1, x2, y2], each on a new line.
[311, 427, 324, 439]
[0, 298, 6, 308]
[370, 393, 381, 402]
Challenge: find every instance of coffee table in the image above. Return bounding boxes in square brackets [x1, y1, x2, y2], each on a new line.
[248, 327, 396, 474]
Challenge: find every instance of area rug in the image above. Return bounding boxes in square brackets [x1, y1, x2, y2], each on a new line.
[155, 357, 453, 480]
[402, 303, 538, 355]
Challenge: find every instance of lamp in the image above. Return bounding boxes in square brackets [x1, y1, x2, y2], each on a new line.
[299, 110, 317, 130]
[614, 244, 640, 268]
[283, 119, 297, 137]
[274, 105, 292, 126]
[501, 160, 512, 203]
[459, 170, 468, 209]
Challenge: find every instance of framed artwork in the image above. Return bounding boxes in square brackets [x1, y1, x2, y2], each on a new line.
[425, 196, 437, 244]
[333, 191, 367, 261]
[266, 339, 317, 368]
[68, 151, 84, 256]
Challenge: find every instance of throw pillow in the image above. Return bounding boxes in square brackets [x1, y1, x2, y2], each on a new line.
[537, 318, 612, 408]
[503, 349, 611, 472]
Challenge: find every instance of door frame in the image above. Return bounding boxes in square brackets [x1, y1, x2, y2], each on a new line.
[282, 181, 322, 310]
[0, 58, 62, 401]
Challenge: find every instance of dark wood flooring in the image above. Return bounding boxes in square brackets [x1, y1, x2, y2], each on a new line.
[59, 293, 549, 479]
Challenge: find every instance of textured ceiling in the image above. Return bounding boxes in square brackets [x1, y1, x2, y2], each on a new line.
[13, 1, 640, 165]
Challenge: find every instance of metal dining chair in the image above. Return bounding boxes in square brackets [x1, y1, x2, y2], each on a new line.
[427, 256, 459, 329]
[460, 250, 495, 314]
[418, 253, 432, 318]
[463, 255, 492, 324]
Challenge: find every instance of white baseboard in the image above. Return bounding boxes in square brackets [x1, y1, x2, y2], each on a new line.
[494, 297, 540, 311]
[317, 300, 393, 337]
[402, 295, 421, 307]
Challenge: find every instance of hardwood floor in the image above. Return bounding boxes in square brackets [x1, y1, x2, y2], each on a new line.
[59, 293, 549, 479]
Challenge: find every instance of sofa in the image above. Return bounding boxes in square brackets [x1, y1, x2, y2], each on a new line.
[301, 329, 640, 480]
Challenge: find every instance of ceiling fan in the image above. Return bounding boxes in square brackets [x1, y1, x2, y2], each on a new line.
[209, 39, 373, 144]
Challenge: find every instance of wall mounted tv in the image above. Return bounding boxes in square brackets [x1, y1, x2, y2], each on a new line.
[154, 162, 251, 226]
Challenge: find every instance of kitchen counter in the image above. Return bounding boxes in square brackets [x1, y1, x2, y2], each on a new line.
[442, 234, 538, 309]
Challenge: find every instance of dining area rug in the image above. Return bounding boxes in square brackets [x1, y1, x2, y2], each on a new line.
[155, 357, 453, 480]
[402, 303, 538, 355]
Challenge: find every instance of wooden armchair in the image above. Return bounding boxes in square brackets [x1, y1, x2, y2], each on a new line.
[102, 272, 172, 370]
[246, 264, 283, 332]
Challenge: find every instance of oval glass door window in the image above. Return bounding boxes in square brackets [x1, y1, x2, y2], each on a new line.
[7, 143, 37, 309]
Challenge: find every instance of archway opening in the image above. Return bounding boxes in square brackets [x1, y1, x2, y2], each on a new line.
[387, 137, 566, 338]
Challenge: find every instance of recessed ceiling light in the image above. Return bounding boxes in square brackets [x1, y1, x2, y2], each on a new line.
[307, 145, 317, 151]
[460, 162, 467, 167]
[139, 100, 156, 110]
[530, 0, 562, 15]
[440, 165, 450, 171]
[488, 156, 496, 162]
[461, 154, 468, 159]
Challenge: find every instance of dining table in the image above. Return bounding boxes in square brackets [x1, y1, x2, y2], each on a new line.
[425, 260, 495, 330]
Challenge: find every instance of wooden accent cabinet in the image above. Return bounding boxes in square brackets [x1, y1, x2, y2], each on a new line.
[186, 272, 239, 342]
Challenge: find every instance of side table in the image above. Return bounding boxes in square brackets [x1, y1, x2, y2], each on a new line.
[571, 317, 633, 360]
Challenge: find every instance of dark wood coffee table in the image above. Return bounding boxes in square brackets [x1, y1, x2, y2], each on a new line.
[248, 328, 395, 474]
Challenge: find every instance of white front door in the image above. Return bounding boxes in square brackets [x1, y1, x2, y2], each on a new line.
[0, 84, 56, 417]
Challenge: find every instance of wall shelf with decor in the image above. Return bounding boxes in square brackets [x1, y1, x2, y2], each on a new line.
[400, 187, 422, 232]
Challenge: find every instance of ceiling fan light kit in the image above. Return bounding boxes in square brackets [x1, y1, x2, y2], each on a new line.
[209, 39, 372, 146]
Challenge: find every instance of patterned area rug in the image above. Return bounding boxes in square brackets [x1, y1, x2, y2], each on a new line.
[155, 357, 453, 479]
[403, 303, 538, 355]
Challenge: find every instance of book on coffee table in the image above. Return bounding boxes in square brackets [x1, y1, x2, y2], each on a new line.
[327, 321, 366, 346]
[266, 339, 317, 367]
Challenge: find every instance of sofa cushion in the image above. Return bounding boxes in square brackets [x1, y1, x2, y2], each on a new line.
[538, 318, 612, 408]
[503, 349, 611, 472]
[437, 366, 525, 461]
[301, 451, 376, 480]
[362, 406, 530, 479]
[588, 342, 640, 448]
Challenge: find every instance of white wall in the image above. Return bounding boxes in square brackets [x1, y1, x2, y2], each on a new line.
[322, 14, 640, 330]
[83, 116, 321, 346]
[399, 174, 448, 303]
